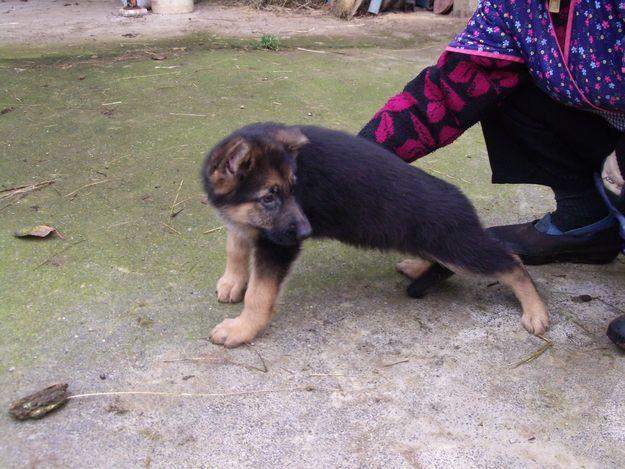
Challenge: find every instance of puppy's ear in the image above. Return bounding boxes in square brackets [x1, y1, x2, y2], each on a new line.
[274, 127, 309, 153]
[207, 137, 254, 194]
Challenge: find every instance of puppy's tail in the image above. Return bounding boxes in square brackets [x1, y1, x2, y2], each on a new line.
[406, 230, 518, 298]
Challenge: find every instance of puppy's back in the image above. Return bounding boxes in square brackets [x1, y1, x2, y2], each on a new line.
[294, 126, 483, 251]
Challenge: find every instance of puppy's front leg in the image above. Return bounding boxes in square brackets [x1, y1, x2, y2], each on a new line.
[216, 229, 252, 303]
[210, 239, 300, 348]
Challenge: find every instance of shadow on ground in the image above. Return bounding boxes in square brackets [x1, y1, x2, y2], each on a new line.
[1, 34, 624, 468]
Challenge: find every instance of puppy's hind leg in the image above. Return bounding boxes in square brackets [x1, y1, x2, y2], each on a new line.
[396, 257, 432, 280]
[433, 234, 549, 335]
[496, 259, 549, 336]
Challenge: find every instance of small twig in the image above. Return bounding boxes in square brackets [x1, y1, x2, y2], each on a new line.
[170, 180, 183, 217]
[309, 373, 346, 377]
[107, 220, 133, 229]
[296, 47, 327, 54]
[161, 222, 182, 236]
[169, 113, 208, 117]
[203, 226, 224, 235]
[427, 168, 471, 185]
[101, 101, 122, 106]
[246, 343, 268, 373]
[35, 239, 86, 270]
[381, 359, 409, 368]
[64, 179, 108, 198]
[173, 195, 200, 208]
[595, 297, 625, 316]
[165, 353, 267, 374]
[511, 337, 553, 369]
[67, 385, 325, 400]
[0, 179, 55, 200]
[117, 71, 180, 81]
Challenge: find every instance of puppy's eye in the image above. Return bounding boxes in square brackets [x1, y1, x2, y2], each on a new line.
[261, 194, 276, 205]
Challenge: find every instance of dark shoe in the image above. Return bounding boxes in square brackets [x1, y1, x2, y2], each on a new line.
[607, 315, 625, 350]
[487, 219, 622, 265]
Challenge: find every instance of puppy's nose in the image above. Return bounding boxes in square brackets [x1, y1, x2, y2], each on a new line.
[297, 224, 312, 240]
[291, 220, 312, 240]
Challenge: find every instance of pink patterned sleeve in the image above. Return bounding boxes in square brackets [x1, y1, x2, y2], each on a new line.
[358, 51, 528, 162]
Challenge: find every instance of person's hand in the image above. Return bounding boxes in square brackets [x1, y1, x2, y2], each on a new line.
[602, 151, 624, 197]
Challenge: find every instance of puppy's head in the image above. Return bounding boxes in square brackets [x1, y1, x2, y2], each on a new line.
[202, 123, 312, 246]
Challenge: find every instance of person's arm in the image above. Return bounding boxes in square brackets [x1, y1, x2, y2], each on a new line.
[358, 51, 529, 162]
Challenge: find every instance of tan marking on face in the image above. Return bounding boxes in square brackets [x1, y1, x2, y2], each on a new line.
[222, 201, 274, 231]
[209, 172, 237, 195]
[223, 203, 256, 225]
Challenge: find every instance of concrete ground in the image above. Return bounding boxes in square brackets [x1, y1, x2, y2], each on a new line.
[1, 6, 624, 468]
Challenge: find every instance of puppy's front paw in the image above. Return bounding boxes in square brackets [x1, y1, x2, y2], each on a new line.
[210, 317, 258, 348]
[216, 274, 247, 303]
[521, 309, 549, 336]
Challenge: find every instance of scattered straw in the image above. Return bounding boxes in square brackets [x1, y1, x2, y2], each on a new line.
[161, 222, 182, 236]
[381, 359, 409, 368]
[64, 179, 108, 198]
[35, 239, 86, 270]
[67, 385, 325, 401]
[203, 226, 224, 235]
[117, 71, 180, 81]
[511, 336, 553, 369]
[0, 180, 55, 200]
[170, 180, 183, 217]
[296, 47, 327, 54]
[246, 344, 268, 373]
[309, 373, 346, 377]
[169, 113, 208, 117]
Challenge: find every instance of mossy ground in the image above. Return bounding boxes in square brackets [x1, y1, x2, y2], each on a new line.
[2, 38, 488, 368]
[2, 34, 623, 469]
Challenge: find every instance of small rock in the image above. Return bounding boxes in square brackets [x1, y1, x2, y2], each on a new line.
[240, 105, 246, 109]
[572, 294, 594, 303]
[99, 373, 107, 380]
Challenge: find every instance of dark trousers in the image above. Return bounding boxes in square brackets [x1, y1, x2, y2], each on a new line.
[481, 84, 621, 191]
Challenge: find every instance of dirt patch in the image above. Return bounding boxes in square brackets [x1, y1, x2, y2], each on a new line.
[1, 0, 464, 47]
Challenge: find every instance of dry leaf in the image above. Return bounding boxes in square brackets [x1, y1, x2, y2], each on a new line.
[9, 383, 69, 420]
[15, 225, 65, 240]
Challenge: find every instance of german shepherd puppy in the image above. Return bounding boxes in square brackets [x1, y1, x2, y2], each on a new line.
[202, 123, 549, 347]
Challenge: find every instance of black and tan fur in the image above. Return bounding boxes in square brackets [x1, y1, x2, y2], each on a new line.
[202, 123, 549, 347]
